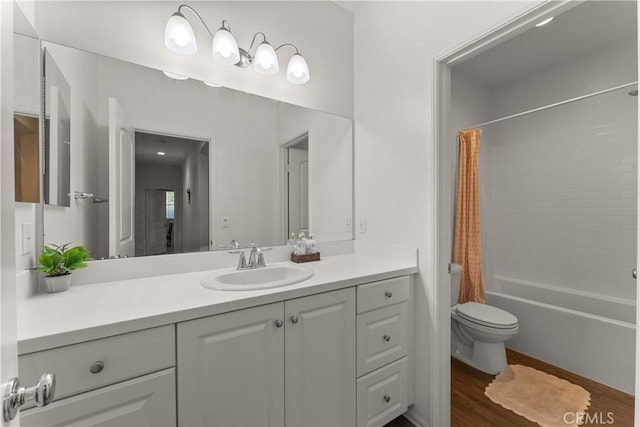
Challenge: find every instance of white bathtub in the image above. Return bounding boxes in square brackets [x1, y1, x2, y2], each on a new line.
[485, 275, 636, 394]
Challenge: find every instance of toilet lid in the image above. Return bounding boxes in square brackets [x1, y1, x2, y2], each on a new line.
[455, 302, 518, 328]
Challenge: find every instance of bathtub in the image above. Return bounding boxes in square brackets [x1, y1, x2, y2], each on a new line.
[485, 275, 636, 394]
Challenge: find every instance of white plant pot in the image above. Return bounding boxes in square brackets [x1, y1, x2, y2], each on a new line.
[43, 274, 72, 293]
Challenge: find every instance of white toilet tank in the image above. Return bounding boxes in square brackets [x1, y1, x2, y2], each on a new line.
[450, 263, 462, 306]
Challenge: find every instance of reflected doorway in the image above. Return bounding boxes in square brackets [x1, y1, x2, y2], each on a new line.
[134, 131, 210, 257]
[285, 134, 309, 237]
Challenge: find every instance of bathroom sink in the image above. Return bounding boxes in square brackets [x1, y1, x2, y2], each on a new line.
[201, 263, 314, 291]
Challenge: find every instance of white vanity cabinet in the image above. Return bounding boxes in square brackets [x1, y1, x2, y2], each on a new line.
[177, 287, 356, 427]
[18, 325, 176, 426]
[356, 276, 412, 427]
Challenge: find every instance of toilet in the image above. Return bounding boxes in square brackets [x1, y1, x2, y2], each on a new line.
[450, 263, 519, 374]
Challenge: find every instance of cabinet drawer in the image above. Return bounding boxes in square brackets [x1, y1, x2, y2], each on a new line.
[21, 368, 176, 427]
[357, 276, 410, 314]
[357, 357, 407, 427]
[357, 302, 408, 377]
[19, 325, 175, 407]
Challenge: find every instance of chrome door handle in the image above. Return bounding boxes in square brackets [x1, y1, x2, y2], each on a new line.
[290, 315, 299, 324]
[383, 394, 391, 403]
[383, 334, 391, 342]
[633, 268, 637, 279]
[274, 319, 284, 328]
[90, 361, 105, 374]
[2, 373, 56, 421]
[384, 291, 393, 298]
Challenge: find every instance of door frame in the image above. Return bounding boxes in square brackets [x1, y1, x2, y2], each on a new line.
[279, 132, 309, 243]
[430, 1, 586, 425]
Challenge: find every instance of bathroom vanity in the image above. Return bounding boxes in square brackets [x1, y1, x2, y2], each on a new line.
[16, 244, 417, 427]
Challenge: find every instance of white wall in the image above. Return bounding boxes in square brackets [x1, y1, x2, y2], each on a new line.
[352, 2, 540, 425]
[32, 1, 354, 118]
[277, 103, 353, 243]
[482, 38, 637, 302]
[14, 34, 40, 274]
[41, 42, 101, 258]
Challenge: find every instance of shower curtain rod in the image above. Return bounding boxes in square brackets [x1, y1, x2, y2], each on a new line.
[464, 81, 638, 130]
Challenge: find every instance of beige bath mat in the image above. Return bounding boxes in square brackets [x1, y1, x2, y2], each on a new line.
[484, 364, 591, 427]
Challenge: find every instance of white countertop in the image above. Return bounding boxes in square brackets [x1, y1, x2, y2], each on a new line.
[18, 251, 417, 355]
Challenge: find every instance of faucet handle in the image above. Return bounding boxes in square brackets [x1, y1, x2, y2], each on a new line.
[245, 243, 257, 248]
[236, 252, 247, 269]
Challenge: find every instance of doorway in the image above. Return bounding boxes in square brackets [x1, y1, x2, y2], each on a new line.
[284, 134, 309, 238]
[134, 131, 210, 257]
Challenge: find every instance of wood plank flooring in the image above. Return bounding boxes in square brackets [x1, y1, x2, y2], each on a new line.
[451, 348, 635, 426]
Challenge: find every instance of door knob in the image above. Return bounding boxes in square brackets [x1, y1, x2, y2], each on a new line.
[633, 268, 637, 279]
[274, 319, 284, 328]
[2, 373, 56, 421]
[290, 315, 299, 324]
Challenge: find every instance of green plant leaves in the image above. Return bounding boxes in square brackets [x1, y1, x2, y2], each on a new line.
[36, 244, 90, 277]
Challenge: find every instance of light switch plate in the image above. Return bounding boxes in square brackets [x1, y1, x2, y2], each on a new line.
[22, 223, 33, 255]
[358, 217, 367, 234]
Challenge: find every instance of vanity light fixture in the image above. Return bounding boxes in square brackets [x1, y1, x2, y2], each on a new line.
[535, 16, 554, 27]
[164, 4, 310, 84]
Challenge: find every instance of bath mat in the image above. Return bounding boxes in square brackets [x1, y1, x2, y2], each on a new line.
[484, 364, 591, 427]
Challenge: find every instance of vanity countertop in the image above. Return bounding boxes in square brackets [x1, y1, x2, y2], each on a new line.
[17, 251, 417, 355]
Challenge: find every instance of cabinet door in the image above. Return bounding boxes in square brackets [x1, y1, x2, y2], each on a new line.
[21, 369, 175, 427]
[178, 302, 285, 427]
[285, 288, 356, 427]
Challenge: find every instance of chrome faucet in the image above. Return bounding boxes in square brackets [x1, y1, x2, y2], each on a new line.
[231, 244, 271, 270]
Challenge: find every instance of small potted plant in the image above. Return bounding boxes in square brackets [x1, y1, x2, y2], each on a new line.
[36, 243, 90, 293]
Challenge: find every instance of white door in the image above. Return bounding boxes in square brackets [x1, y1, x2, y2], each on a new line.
[287, 140, 309, 236]
[1, 2, 19, 425]
[144, 189, 167, 256]
[285, 287, 356, 427]
[177, 302, 285, 427]
[108, 97, 135, 258]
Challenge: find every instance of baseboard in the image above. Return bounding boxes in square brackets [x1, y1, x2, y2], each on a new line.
[405, 407, 429, 427]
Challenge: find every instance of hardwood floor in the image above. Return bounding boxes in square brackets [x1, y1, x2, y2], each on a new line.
[451, 348, 635, 426]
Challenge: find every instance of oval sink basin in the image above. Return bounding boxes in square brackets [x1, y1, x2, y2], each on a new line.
[201, 263, 314, 291]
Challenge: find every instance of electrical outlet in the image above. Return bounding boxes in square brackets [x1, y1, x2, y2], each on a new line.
[358, 217, 367, 234]
[22, 223, 33, 255]
[221, 216, 230, 228]
[345, 217, 352, 233]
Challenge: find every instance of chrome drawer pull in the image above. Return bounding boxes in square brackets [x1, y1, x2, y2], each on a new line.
[384, 291, 392, 298]
[383, 334, 391, 342]
[89, 361, 105, 374]
[290, 315, 299, 324]
[383, 394, 391, 403]
[274, 319, 284, 328]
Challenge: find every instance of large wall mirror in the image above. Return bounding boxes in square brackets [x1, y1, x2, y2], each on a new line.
[34, 40, 352, 260]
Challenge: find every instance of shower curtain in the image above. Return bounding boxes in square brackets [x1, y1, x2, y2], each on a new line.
[453, 128, 485, 304]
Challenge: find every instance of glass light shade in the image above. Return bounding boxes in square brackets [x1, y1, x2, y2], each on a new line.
[254, 42, 279, 76]
[163, 71, 189, 80]
[212, 28, 240, 65]
[164, 12, 197, 55]
[287, 54, 310, 84]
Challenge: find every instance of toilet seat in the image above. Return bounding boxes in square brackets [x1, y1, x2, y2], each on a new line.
[454, 302, 518, 329]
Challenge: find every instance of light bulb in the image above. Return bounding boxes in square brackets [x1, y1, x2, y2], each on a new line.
[254, 41, 279, 76]
[212, 28, 240, 65]
[164, 12, 197, 55]
[287, 54, 310, 84]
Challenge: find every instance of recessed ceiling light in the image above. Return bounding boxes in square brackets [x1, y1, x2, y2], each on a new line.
[535, 17, 554, 27]
[163, 71, 188, 80]
[204, 81, 222, 88]
[157, 151, 166, 156]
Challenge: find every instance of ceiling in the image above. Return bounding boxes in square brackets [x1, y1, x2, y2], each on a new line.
[135, 131, 206, 166]
[455, 1, 637, 89]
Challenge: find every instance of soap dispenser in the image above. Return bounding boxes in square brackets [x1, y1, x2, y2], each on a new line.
[306, 233, 317, 254]
[295, 232, 307, 255]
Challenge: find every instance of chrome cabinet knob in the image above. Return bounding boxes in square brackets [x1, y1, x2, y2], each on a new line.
[2, 373, 56, 421]
[290, 315, 299, 324]
[384, 291, 393, 298]
[274, 319, 284, 328]
[383, 394, 391, 403]
[89, 361, 105, 374]
[383, 334, 391, 342]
